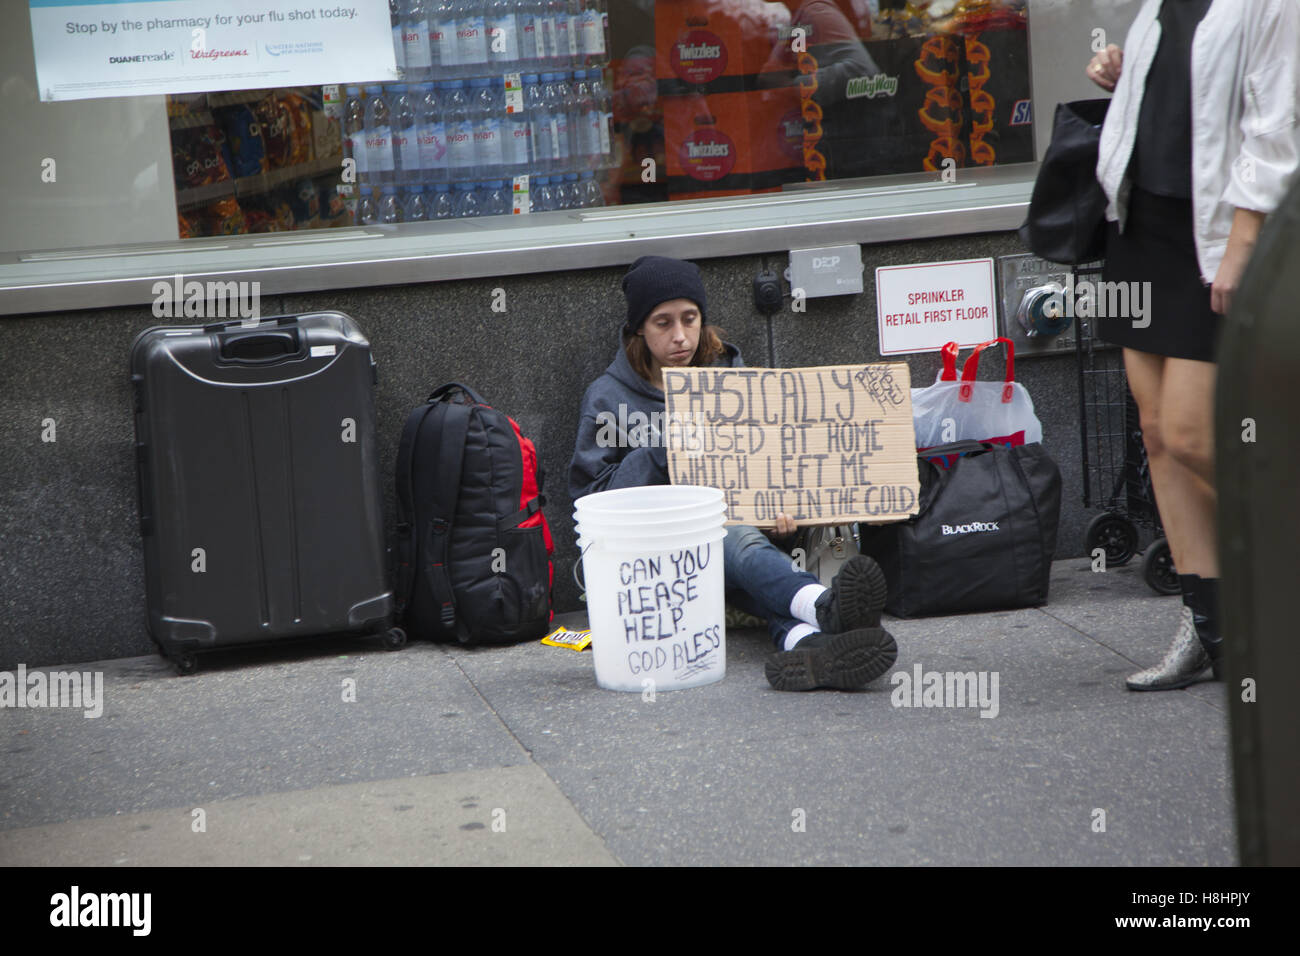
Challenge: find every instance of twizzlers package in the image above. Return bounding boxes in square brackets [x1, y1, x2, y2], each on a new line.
[656, 0, 802, 199]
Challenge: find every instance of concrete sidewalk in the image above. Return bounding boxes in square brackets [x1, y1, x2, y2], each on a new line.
[0, 557, 1234, 866]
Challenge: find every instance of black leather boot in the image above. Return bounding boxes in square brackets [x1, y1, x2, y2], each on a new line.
[1188, 576, 1223, 680]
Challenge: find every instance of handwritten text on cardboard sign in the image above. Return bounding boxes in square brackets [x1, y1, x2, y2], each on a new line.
[663, 365, 920, 527]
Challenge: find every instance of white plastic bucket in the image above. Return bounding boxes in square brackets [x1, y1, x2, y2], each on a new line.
[574, 484, 724, 522]
[575, 486, 728, 692]
[574, 505, 726, 542]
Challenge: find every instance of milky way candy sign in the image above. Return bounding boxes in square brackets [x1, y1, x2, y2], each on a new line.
[662, 365, 920, 527]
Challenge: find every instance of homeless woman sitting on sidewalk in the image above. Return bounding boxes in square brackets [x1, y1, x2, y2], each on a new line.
[568, 255, 899, 692]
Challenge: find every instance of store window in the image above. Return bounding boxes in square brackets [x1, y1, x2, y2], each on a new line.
[3, 0, 1037, 308]
[157, 1, 1031, 237]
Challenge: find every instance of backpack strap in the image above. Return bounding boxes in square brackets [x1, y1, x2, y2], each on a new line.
[393, 401, 439, 615]
[498, 494, 547, 532]
[424, 400, 471, 638]
[429, 382, 489, 406]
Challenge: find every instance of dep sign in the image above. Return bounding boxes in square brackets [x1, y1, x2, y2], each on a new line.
[663, 365, 920, 527]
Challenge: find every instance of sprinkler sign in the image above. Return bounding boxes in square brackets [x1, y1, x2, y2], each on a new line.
[663, 364, 920, 527]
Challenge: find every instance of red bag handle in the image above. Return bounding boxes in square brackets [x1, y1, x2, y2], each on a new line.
[958, 337, 1016, 404]
[939, 341, 960, 381]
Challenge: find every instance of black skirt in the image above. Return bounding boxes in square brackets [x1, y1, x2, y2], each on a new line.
[1098, 187, 1219, 363]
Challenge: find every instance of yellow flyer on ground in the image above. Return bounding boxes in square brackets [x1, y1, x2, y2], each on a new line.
[662, 364, 920, 527]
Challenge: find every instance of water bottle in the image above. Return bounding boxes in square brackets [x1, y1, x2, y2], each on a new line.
[517, 0, 541, 70]
[456, 0, 488, 79]
[590, 68, 613, 165]
[415, 82, 447, 184]
[539, 0, 558, 68]
[442, 80, 475, 181]
[573, 69, 598, 167]
[486, 0, 519, 71]
[579, 169, 603, 206]
[544, 73, 572, 174]
[378, 183, 402, 223]
[432, 0, 459, 79]
[470, 76, 504, 179]
[402, 184, 429, 221]
[431, 182, 455, 218]
[502, 74, 532, 176]
[556, 171, 580, 209]
[389, 0, 407, 76]
[565, 0, 582, 69]
[453, 181, 481, 217]
[563, 70, 589, 165]
[578, 0, 607, 67]
[524, 73, 554, 174]
[549, 0, 571, 70]
[402, 0, 433, 81]
[364, 85, 395, 183]
[481, 179, 510, 216]
[390, 84, 421, 183]
[344, 86, 370, 187]
[532, 174, 549, 211]
[356, 184, 378, 224]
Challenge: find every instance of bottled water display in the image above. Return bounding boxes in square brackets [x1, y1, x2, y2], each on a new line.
[356, 2, 613, 222]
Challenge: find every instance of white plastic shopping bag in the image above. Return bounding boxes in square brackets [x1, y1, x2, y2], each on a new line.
[912, 338, 1043, 450]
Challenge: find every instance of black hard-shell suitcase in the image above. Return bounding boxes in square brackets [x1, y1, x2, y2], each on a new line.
[130, 311, 404, 673]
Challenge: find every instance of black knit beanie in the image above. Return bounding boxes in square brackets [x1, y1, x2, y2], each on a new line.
[622, 256, 708, 335]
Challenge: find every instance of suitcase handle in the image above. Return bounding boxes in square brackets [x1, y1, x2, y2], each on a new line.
[215, 329, 302, 365]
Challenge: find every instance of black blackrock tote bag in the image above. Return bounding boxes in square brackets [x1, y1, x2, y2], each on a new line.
[859, 440, 1062, 618]
[1018, 99, 1110, 265]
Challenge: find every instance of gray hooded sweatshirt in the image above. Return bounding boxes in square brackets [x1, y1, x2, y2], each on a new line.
[568, 338, 744, 502]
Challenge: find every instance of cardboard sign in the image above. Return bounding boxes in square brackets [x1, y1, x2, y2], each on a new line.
[663, 365, 920, 528]
[876, 258, 997, 355]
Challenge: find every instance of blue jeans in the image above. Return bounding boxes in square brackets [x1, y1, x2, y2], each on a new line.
[723, 525, 821, 647]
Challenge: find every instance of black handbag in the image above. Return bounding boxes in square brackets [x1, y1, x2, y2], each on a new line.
[1018, 99, 1110, 265]
[859, 440, 1062, 618]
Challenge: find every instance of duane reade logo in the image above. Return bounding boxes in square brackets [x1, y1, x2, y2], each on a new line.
[50, 887, 151, 936]
[151, 273, 261, 321]
[0, 664, 103, 718]
[891, 663, 1000, 718]
[942, 520, 1000, 536]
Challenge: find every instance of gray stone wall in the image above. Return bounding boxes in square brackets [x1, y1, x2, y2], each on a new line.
[0, 231, 1102, 669]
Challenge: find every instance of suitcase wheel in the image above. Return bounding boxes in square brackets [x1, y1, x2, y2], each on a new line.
[381, 626, 407, 651]
[172, 652, 200, 676]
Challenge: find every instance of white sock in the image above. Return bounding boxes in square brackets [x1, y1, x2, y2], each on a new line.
[783, 623, 817, 651]
[789, 583, 827, 627]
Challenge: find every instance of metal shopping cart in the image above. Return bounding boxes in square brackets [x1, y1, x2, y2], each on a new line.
[1073, 264, 1181, 595]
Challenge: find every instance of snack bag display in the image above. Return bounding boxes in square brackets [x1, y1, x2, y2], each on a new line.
[254, 93, 294, 169]
[214, 104, 268, 177]
[171, 125, 233, 191]
[280, 92, 315, 166]
[203, 196, 247, 235]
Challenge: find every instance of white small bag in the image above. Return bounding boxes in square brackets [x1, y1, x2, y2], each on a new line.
[912, 338, 1043, 450]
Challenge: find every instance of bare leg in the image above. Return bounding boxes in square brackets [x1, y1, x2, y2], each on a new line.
[1122, 349, 1217, 576]
[1157, 357, 1218, 577]
[1121, 348, 1217, 690]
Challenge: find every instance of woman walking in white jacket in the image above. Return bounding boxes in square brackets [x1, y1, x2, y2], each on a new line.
[1087, 0, 1299, 690]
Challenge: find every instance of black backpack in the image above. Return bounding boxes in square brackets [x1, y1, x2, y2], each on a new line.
[395, 383, 553, 644]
